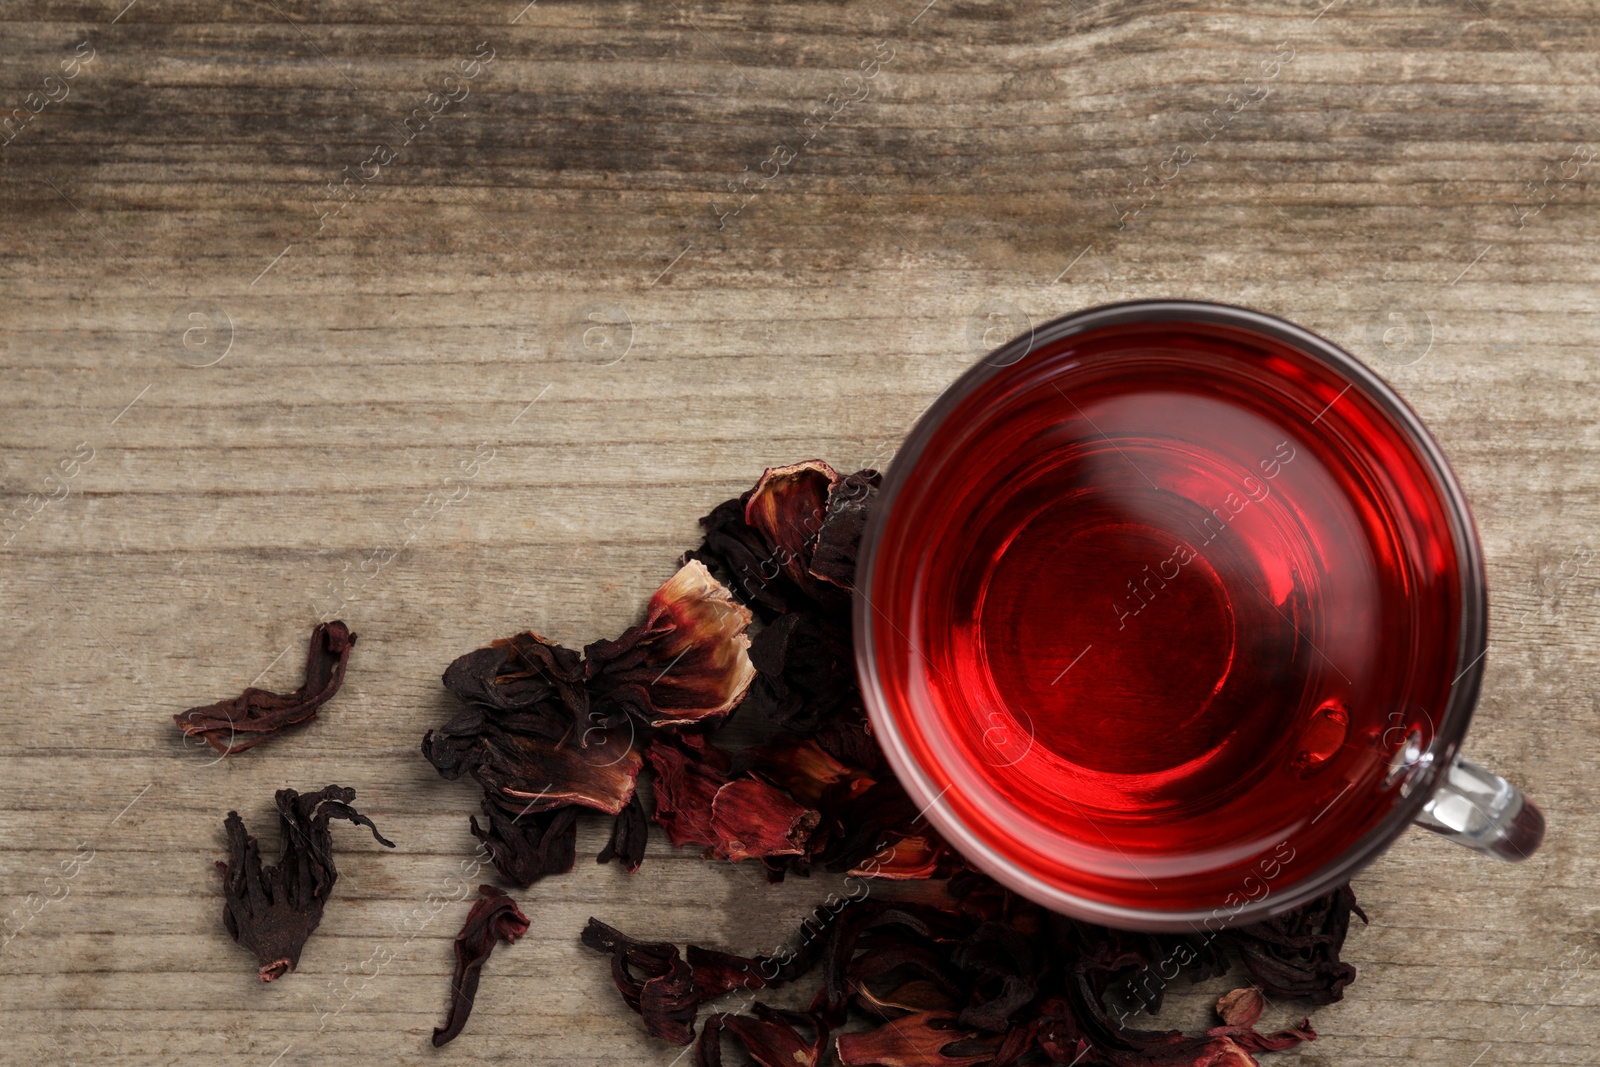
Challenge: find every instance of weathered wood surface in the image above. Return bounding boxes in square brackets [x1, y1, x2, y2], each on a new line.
[2, 0, 1598, 1063]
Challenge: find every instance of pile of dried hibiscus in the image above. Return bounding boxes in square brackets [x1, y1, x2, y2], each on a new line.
[419, 460, 1367, 1064]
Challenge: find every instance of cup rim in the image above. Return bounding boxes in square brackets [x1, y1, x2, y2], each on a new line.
[852, 298, 1486, 931]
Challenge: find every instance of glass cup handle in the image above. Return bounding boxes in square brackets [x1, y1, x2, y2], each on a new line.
[1413, 755, 1545, 861]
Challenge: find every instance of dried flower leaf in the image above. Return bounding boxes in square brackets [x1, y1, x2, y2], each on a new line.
[581, 919, 702, 1045]
[176, 621, 356, 756]
[1233, 886, 1367, 1004]
[646, 734, 731, 850]
[598, 792, 650, 873]
[1216, 987, 1266, 1028]
[216, 784, 394, 982]
[834, 1011, 990, 1067]
[743, 460, 840, 596]
[808, 468, 881, 589]
[648, 734, 820, 861]
[442, 630, 587, 719]
[708, 779, 821, 862]
[470, 798, 579, 887]
[586, 560, 756, 728]
[432, 884, 531, 1046]
[742, 612, 858, 735]
[471, 729, 643, 815]
[696, 1004, 829, 1067]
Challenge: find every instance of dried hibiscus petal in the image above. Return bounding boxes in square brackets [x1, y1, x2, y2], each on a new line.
[646, 734, 732, 849]
[433, 884, 531, 1046]
[807, 468, 881, 589]
[470, 798, 579, 887]
[647, 734, 820, 861]
[1232, 885, 1367, 1004]
[696, 1004, 829, 1067]
[598, 792, 650, 872]
[834, 1010, 991, 1067]
[586, 560, 756, 728]
[684, 496, 794, 618]
[581, 918, 702, 1045]
[176, 621, 356, 756]
[742, 611, 858, 735]
[742, 460, 840, 601]
[1215, 987, 1266, 1028]
[708, 779, 820, 862]
[216, 784, 394, 982]
[471, 729, 643, 815]
[1207, 988, 1315, 1055]
[443, 630, 585, 715]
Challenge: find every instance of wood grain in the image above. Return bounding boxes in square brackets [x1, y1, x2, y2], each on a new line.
[2, 0, 1598, 1063]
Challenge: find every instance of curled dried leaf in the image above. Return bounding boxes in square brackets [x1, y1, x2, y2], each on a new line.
[442, 631, 587, 721]
[743, 460, 839, 595]
[175, 621, 356, 756]
[471, 728, 643, 816]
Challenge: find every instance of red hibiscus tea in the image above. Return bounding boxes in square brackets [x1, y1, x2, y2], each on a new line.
[860, 308, 1474, 923]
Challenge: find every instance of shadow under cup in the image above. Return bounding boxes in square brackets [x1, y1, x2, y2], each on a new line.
[855, 302, 1485, 930]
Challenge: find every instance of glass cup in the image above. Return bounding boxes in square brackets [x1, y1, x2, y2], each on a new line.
[854, 299, 1544, 931]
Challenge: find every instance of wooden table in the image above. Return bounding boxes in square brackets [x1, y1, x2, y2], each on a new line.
[3, 1, 1596, 1063]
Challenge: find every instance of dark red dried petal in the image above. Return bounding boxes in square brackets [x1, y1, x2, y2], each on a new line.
[598, 792, 650, 872]
[176, 621, 356, 756]
[849, 833, 950, 880]
[473, 728, 643, 815]
[442, 630, 586, 720]
[742, 611, 858, 735]
[808, 468, 880, 589]
[686, 944, 769, 1001]
[432, 885, 530, 1046]
[469, 799, 579, 887]
[216, 785, 394, 981]
[696, 1005, 828, 1067]
[707, 779, 820, 862]
[834, 1011, 990, 1067]
[646, 734, 730, 850]
[737, 735, 855, 807]
[743, 460, 839, 594]
[950, 920, 1040, 1032]
[1209, 1017, 1316, 1054]
[1215, 987, 1266, 1028]
[586, 561, 756, 727]
[684, 495, 795, 619]
[581, 919, 701, 1045]
[1099, 1035, 1262, 1067]
[1232, 885, 1366, 1003]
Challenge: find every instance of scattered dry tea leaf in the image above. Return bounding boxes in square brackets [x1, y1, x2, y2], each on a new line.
[432, 885, 531, 1046]
[176, 621, 356, 756]
[216, 784, 393, 982]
